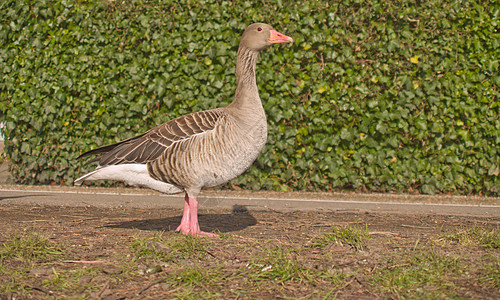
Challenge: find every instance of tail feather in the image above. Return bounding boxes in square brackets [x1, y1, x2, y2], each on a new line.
[73, 164, 183, 194]
[76, 133, 146, 161]
[74, 167, 102, 185]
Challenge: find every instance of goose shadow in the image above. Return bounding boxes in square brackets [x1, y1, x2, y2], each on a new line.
[103, 205, 258, 234]
[0, 194, 47, 201]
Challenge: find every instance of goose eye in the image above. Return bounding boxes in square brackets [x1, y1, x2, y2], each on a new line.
[257, 27, 262, 32]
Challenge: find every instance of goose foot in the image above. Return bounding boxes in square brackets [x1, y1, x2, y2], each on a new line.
[177, 229, 218, 237]
[175, 194, 217, 237]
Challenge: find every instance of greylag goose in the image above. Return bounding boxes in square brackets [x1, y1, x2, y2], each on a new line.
[74, 23, 293, 236]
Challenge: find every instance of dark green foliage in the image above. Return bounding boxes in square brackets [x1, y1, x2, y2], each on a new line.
[0, 0, 498, 195]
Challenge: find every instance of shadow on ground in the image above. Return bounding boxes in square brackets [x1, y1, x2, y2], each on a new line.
[103, 205, 258, 233]
[0, 194, 47, 201]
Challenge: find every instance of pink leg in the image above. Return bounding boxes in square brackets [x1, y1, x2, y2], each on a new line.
[175, 194, 191, 233]
[176, 194, 217, 237]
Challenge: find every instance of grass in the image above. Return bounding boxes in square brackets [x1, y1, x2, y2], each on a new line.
[128, 234, 353, 297]
[372, 249, 465, 298]
[166, 266, 226, 299]
[0, 231, 104, 297]
[438, 225, 500, 249]
[311, 223, 370, 250]
[0, 276, 31, 295]
[129, 233, 210, 264]
[245, 242, 353, 292]
[247, 245, 312, 282]
[481, 257, 500, 287]
[0, 230, 66, 296]
[439, 225, 500, 249]
[0, 230, 64, 264]
[41, 266, 101, 293]
[128, 235, 227, 298]
[168, 266, 223, 286]
[0, 222, 498, 298]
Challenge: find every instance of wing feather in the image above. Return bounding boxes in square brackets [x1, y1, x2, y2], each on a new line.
[77, 108, 225, 166]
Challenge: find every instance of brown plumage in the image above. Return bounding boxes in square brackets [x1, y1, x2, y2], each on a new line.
[75, 23, 293, 236]
[77, 109, 224, 166]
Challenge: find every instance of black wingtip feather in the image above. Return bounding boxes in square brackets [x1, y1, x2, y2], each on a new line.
[76, 133, 147, 161]
[76, 143, 121, 160]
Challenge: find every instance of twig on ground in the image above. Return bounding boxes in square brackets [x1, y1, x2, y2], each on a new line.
[338, 276, 357, 290]
[96, 279, 111, 299]
[137, 279, 167, 295]
[63, 260, 105, 264]
[401, 224, 431, 229]
[27, 284, 52, 295]
[369, 231, 399, 236]
[205, 249, 217, 258]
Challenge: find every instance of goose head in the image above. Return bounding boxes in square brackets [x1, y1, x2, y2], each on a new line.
[239, 23, 293, 52]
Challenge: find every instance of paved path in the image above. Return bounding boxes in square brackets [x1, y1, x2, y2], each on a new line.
[1, 185, 499, 218]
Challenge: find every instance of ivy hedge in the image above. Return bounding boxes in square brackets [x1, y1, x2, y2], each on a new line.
[0, 0, 498, 195]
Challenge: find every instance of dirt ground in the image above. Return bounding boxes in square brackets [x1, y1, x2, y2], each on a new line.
[0, 203, 499, 299]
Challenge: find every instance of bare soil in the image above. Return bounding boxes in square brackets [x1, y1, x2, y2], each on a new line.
[0, 204, 499, 299]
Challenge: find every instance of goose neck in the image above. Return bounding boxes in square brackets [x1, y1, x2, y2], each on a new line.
[229, 46, 262, 111]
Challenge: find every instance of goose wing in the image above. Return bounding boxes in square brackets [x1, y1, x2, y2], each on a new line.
[78, 109, 225, 166]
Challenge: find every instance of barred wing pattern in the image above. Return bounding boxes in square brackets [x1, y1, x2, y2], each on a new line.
[78, 109, 225, 167]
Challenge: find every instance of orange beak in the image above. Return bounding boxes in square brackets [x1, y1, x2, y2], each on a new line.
[269, 29, 293, 44]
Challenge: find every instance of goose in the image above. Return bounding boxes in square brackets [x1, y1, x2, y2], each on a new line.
[74, 23, 293, 236]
